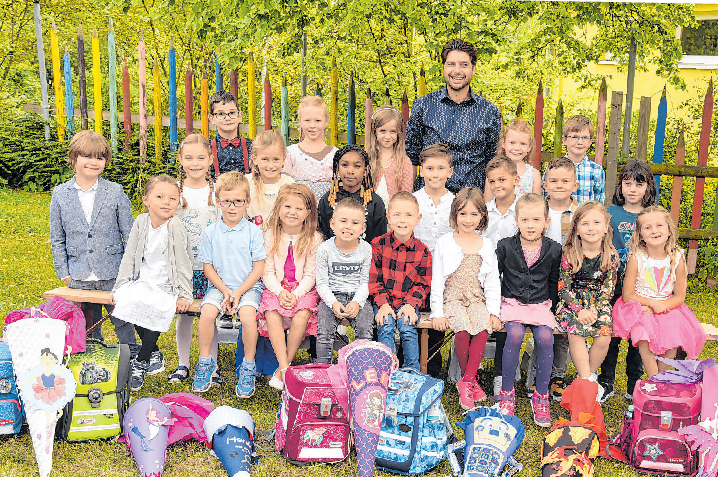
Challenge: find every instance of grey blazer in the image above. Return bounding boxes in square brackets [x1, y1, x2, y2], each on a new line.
[50, 176, 134, 281]
[112, 214, 193, 302]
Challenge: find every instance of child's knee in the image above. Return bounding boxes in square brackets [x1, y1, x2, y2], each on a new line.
[238, 307, 258, 327]
[199, 305, 219, 324]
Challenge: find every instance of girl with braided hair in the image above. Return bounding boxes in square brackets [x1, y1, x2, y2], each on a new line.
[318, 145, 387, 242]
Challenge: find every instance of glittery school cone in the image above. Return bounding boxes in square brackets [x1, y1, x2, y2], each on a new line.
[204, 406, 256, 477]
[4, 317, 77, 477]
[122, 398, 175, 477]
[337, 339, 398, 477]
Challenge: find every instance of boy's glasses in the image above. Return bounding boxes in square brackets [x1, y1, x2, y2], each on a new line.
[565, 135, 591, 143]
[218, 199, 248, 208]
[212, 111, 239, 120]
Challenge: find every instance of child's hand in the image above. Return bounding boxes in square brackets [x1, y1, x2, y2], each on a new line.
[398, 304, 418, 325]
[432, 316, 449, 332]
[109, 294, 116, 306]
[641, 305, 655, 315]
[332, 302, 347, 319]
[577, 309, 596, 326]
[279, 290, 297, 309]
[651, 300, 669, 315]
[344, 301, 360, 319]
[63, 277, 71, 286]
[176, 298, 190, 313]
[220, 290, 233, 313]
[490, 314, 503, 332]
[375, 304, 396, 326]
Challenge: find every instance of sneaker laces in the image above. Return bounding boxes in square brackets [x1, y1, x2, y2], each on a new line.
[239, 367, 259, 387]
[132, 361, 146, 379]
[533, 392, 551, 417]
[195, 361, 213, 383]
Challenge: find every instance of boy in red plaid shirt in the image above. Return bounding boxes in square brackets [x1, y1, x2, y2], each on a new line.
[369, 191, 432, 371]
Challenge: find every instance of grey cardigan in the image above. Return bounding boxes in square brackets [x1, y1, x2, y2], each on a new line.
[50, 176, 134, 281]
[112, 214, 194, 302]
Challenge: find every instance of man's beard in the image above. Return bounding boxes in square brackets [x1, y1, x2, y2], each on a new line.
[446, 77, 471, 92]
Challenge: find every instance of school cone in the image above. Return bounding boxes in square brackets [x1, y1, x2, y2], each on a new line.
[338, 340, 398, 477]
[204, 406, 256, 477]
[122, 398, 175, 477]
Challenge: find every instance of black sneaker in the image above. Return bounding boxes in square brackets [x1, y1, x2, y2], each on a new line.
[550, 376, 567, 402]
[625, 381, 637, 401]
[598, 382, 614, 403]
[147, 350, 165, 376]
[131, 359, 149, 391]
[211, 372, 223, 388]
[217, 314, 234, 329]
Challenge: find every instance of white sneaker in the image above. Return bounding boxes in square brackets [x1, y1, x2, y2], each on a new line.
[493, 376, 502, 396]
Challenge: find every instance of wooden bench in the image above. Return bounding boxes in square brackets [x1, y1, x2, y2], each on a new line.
[42, 288, 718, 377]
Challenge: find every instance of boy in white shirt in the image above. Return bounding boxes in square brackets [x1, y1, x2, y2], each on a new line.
[413, 143, 455, 377]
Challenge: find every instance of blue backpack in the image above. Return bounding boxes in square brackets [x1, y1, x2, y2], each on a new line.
[457, 407, 525, 477]
[375, 368, 451, 475]
[0, 339, 24, 434]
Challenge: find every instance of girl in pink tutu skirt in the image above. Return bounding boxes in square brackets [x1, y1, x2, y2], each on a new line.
[613, 206, 707, 377]
[257, 183, 323, 390]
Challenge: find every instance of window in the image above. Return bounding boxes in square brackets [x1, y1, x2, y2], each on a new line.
[681, 20, 718, 56]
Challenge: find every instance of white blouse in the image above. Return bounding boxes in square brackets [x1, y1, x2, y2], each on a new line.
[429, 231, 501, 319]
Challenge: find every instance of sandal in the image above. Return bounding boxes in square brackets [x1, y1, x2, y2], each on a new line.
[168, 365, 190, 383]
[268, 368, 288, 391]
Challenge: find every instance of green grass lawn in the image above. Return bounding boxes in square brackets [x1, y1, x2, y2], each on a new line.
[1, 187, 717, 477]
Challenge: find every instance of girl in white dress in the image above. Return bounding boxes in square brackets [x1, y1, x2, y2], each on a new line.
[112, 175, 193, 391]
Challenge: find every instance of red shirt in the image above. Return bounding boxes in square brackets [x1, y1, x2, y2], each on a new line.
[369, 232, 432, 310]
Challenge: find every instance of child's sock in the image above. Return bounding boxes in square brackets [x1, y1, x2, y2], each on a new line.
[175, 313, 193, 368]
[502, 321, 526, 392]
[532, 325, 554, 396]
[454, 331, 471, 376]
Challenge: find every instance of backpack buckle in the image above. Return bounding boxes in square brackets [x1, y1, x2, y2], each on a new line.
[320, 397, 332, 417]
[660, 410, 673, 430]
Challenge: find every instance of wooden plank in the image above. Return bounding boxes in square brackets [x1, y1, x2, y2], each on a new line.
[635, 96, 651, 161]
[678, 229, 718, 240]
[533, 80, 544, 169]
[648, 162, 718, 178]
[595, 77, 607, 166]
[605, 91, 623, 207]
[670, 126, 686, 225]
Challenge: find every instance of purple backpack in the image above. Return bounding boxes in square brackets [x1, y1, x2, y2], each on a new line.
[274, 364, 351, 464]
[618, 379, 700, 476]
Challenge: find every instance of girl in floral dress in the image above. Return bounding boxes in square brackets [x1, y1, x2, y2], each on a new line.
[556, 201, 619, 385]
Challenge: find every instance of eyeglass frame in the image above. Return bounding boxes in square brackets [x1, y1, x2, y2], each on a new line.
[218, 198, 249, 208]
[563, 134, 592, 143]
[211, 111, 239, 120]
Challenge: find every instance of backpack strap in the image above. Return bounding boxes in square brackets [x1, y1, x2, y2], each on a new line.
[241, 137, 249, 174]
[211, 137, 221, 179]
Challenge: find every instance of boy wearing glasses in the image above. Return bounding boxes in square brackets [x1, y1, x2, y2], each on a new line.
[209, 91, 253, 175]
[193, 171, 266, 394]
[544, 115, 604, 205]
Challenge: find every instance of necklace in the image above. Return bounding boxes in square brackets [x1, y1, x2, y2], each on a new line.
[382, 156, 395, 169]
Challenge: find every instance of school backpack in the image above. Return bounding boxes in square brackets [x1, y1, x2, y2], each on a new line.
[56, 339, 131, 441]
[374, 368, 451, 475]
[617, 379, 700, 476]
[458, 406, 525, 477]
[541, 423, 600, 477]
[274, 363, 351, 464]
[0, 339, 24, 435]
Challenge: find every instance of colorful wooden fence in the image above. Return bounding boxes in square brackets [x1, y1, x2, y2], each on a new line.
[28, 14, 718, 275]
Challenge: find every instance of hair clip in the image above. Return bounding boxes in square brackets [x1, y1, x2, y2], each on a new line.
[371, 106, 401, 120]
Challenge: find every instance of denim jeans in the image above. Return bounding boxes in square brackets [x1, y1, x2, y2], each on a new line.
[316, 293, 374, 364]
[375, 304, 419, 371]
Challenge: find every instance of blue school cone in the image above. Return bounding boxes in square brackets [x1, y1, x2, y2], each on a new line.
[204, 406, 256, 477]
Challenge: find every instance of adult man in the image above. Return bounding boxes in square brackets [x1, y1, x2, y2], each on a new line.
[406, 39, 502, 192]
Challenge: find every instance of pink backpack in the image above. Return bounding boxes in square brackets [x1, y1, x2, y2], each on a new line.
[274, 364, 351, 464]
[618, 379, 700, 476]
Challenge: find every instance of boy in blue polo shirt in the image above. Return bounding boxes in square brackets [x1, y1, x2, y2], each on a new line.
[194, 171, 266, 396]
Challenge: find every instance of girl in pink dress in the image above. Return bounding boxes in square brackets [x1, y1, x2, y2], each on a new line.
[256, 183, 323, 390]
[613, 206, 707, 377]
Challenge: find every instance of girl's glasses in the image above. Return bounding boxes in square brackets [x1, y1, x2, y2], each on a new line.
[212, 111, 239, 120]
[218, 199, 248, 208]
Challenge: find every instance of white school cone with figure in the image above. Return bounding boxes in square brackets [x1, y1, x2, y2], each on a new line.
[4, 315, 77, 477]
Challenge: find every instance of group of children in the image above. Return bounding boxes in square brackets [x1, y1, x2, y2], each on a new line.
[49, 91, 707, 431]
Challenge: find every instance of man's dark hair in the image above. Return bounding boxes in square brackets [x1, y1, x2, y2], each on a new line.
[441, 39, 477, 66]
[209, 90, 239, 115]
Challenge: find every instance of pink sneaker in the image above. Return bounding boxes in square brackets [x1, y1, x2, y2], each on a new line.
[498, 388, 515, 416]
[457, 378, 475, 410]
[473, 382, 487, 403]
[531, 391, 552, 427]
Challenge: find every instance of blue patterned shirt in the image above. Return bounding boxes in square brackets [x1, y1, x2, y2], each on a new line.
[406, 87, 502, 192]
[542, 154, 605, 205]
[214, 134, 253, 175]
